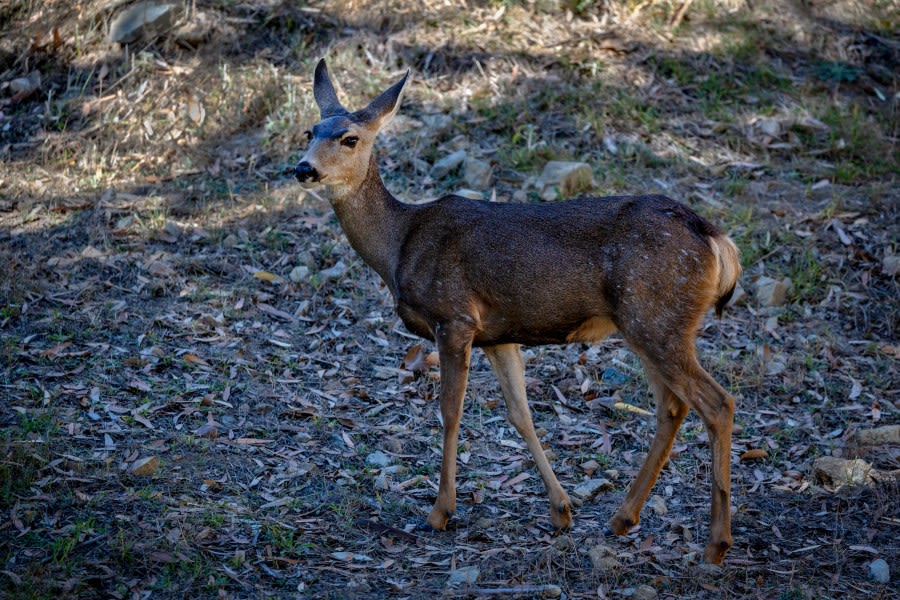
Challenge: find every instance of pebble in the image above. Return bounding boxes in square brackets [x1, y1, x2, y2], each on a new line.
[430, 150, 466, 179]
[365, 450, 392, 467]
[868, 558, 890, 584]
[447, 565, 479, 587]
[572, 478, 613, 500]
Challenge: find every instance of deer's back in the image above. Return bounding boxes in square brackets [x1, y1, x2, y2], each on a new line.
[394, 194, 722, 346]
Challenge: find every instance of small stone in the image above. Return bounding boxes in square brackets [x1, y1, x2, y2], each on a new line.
[883, 255, 900, 277]
[553, 535, 575, 551]
[147, 261, 176, 278]
[163, 221, 181, 239]
[9, 71, 40, 95]
[601, 367, 629, 387]
[289, 265, 309, 283]
[447, 565, 479, 587]
[580, 459, 600, 475]
[430, 150, 467, 179]
[813, 456, 875, 488]
[537, 161, 593, 200]
[365, 451, 392, 467]
[130, 455, 159, 476]
[172, 10, 214, 45]
[109, 2, 180, 44]
[868, 558, 890, 584]
[757, 117, 781, 138]
[318, 261, 347, 283]
[755, 276, 793, 306]
[463, 157, 493, 189]
[540, 584, 562, 598]
[588, 545, 620, 571]
[647, 494, 667, 516]
[572, 478, 613, 500]
[374, 473, 390, 491]
[633, 584, 658, 600]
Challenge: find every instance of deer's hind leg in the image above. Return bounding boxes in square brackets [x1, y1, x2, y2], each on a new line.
[612, 349, 734, 564]
[609, 363, 688, 536]
[484, 343, 573, 529]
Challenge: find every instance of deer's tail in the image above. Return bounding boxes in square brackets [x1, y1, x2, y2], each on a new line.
[709, 234, 742, 318]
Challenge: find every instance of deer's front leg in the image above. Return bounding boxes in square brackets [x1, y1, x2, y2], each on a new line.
[426, 325, 472, 530]
[484, 343, 572, 529]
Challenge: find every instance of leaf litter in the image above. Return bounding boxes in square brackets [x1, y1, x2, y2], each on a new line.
[1, 0, 898, 598]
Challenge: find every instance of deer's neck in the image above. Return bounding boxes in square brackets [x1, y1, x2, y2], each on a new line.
[329, 154, 408, 295]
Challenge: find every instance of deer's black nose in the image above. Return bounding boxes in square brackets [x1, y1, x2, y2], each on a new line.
[294, 161, 319, 183]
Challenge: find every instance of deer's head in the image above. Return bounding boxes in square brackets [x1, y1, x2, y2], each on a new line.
[294, 59, 408, 199]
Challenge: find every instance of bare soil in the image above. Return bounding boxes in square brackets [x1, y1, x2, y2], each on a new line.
[1, 1, 898, 598]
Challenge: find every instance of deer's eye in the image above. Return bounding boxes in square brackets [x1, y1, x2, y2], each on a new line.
[304, 130, 313, 141]
[340, 136, 359, 148]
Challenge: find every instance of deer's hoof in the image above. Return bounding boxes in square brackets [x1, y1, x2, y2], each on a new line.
[703, 539, 731, 565]
[425, 507, 452, 531]
[608, 513, 637, 536]
[550, 500, 573, 530]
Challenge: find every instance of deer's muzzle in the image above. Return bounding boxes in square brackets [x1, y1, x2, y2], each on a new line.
[294, 161, 320, 183]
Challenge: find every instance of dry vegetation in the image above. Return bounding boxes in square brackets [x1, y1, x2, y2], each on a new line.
[1, 0, 898, 598]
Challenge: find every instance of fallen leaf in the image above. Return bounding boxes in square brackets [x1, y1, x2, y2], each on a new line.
[130, 456, 160, 476]
[740, 449, 769, 462]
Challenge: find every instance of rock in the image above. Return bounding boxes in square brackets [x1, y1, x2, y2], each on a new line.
[289, 265, 309, 283]
[868, 558, 890, 584]
[553, 535, 575, 551]
[883, 255, 900, 277]
[580, 459, 600, 475]
[365, 450, 392, 467]
[755, 276, 793, 306]
[463, 157, 493, 189]
[537, 161, 593, 200]
[317, 261, 347, 283]
[813, 456, 875, 488]
[163, 221, 181, 241]
[9, 71, 40, 95]
[539, 584, 562, 598]
[110, 2, 181, 44]
[633, 584, 658, 600]
[429, 150, 467, 179]
[856, 425, 900, 445]
[572, 478, 613, 500]
[130, 456, 159, 476]
[601, 367, 629, 387]
[447, 565, 479, 587]
[172, 10, 214, 45]
[588, 544, 621, 572]
[756, 117, 781, 138]
[647, 494, 667, 516]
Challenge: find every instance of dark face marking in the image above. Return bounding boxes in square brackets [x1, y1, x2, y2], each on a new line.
[311, 116, 354, 141]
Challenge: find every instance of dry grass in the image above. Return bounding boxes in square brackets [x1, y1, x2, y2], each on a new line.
[1, 1, 898, 598]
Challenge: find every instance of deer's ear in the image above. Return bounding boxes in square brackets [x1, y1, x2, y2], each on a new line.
[359, 70, 409, 131]
[313, 59, 348, 119]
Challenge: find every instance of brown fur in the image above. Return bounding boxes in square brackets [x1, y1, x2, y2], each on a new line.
[295, 60, 742, 564]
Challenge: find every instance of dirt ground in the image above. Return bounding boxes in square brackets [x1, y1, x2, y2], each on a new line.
[1, 1, 898, 598]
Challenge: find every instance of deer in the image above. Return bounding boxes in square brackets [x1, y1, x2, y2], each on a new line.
[294, 59, 741, 564]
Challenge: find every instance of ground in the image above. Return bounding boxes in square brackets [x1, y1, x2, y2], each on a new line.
[1, 0, 898, 598]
